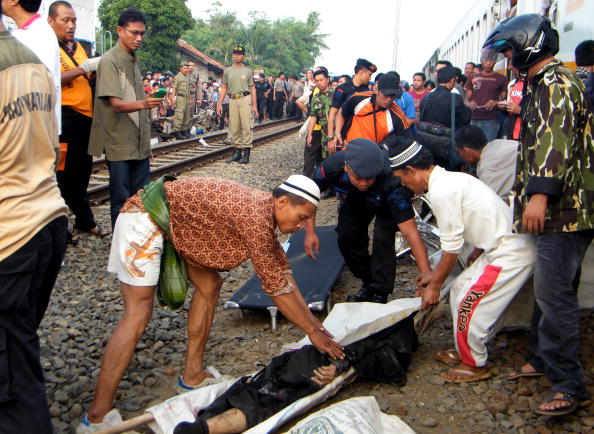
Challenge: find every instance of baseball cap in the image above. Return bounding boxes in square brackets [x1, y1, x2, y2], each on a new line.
[378, 71, 401, 96]
[344, 138, 384, 178]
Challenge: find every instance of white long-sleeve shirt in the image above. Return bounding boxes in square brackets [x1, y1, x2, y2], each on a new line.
[427, 166, 513, 255]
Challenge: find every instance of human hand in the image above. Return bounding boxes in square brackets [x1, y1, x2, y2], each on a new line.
[252, 105, 259, 117]
[304, 231, 319, 260]
[420, 284, 440, 310]
[308, 327, 345, 360]
[327, 138, 336, 154]
[143, 97, 163, 109]
[468, 100, 478, 110]
[466, 248, 483, 266]
[416, 271, 434, 291]
[216, 103, 222, 117]
[522, 193, 548, 234]
[80, 57, 100, 73]
[507, 102, 521, 115]
[311, 364, 338, 386]
[485, 99, 499, 110]
[306, 134, 313, 148]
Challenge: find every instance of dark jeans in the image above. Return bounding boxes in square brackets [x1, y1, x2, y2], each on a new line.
[273, 96, 285, 119]
[57, 109, 96, 231]
[219, 104, 229, 129]
[303, 130, 322, 178]
[0, 216, 67, 433]
[106, 158, 150, 229]
[257, 98, 267, 122]
[529, 230, 594, 397]
[336, 200, 397, 295]
[471, 119, 499, 142]
[266, 96, 274, 119]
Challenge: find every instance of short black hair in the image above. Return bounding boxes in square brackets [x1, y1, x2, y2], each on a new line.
[339, 74, 352, 83]
[575, 40, 594, 67]
[454, 125, 487, 151]
[48, 1, 72, 18]
[436, 59, 452, 67]
[424, 80, 436, 89]
[272, 187, 308, 206]
[313, 68, 328, 78]
[118, 8, 147, 27]
[466, 61, 476, 68]
[413, 72, 426, 82]
[18, 0, 42, 13]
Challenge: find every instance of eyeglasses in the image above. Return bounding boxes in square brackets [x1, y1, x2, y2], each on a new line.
[123, 28, 146, 37]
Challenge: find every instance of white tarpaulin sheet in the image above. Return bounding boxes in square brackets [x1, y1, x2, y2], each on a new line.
[288, 396, 415, 434]
[146, 298, 421, 434]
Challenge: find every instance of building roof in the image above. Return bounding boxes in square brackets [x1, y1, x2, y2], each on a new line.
[177, 39, 225, 71]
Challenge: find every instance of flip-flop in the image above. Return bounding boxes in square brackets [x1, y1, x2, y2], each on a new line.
[535, 392, 579, 416]
[441, 366, 491, 383]
[434, 349, 461, 365]
[507, 366, 544, 380]
[87, 225, 110, 238]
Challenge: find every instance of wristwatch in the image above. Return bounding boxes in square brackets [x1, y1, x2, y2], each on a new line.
[327, 136, 335, 140]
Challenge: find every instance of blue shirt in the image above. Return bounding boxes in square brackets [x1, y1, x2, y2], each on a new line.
[395, 92, 416, 119]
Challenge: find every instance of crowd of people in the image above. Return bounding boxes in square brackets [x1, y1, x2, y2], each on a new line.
[1, 0, 594, 432]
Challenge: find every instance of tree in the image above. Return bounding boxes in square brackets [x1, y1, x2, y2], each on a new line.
[98, 0, 193, 72]
[182, 5, 328, 77]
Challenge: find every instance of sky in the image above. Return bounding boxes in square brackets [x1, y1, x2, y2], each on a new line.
[187, 0, 477, 81]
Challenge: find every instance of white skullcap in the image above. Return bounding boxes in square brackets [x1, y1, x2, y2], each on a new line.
[278, 175, 320, 206]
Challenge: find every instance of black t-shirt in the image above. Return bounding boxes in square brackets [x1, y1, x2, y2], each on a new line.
[313, 151, 414, 224]
[331, 81, 369, 109]
[255, 81, 269, 100]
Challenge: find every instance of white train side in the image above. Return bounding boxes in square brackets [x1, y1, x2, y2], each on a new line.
[423, 0, 594, 76]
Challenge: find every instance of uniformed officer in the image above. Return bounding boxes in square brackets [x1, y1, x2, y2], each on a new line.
[217, 45, 258, 164]
[172, 62, 191, 139]
[188, 60, 202, 117]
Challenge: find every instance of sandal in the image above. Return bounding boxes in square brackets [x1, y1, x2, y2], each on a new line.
[78, 225, 109, 238]
[67, 231, 79, 246]
[435, 349, 461, 365]
[508, 363, 544, 380]
[441, 363, 491, 383]
[536, 392, 579, 416]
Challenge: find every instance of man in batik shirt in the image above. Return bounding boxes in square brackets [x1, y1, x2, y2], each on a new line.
[304, 68, 335, 178]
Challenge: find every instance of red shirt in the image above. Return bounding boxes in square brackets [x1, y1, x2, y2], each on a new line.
[507, 78, 524, 140]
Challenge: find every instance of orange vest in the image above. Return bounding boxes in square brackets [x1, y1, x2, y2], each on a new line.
[59, 42, 93, 117]
[346, 92, 408, 144]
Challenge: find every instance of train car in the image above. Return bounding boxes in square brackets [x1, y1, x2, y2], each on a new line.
[2, 0, 95, 54]
[423, 0, 594, 77]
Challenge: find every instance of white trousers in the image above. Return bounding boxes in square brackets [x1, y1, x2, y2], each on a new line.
[450, 235, 535, 367]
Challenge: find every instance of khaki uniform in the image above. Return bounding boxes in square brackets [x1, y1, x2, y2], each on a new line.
[188, 69, 201, 116]
[172, 71, 191, 132]
[223, 65, 254, 148]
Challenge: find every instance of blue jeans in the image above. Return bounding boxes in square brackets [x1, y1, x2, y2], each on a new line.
[106, 158, 150, 229]
[471, 119, 499, 142]
[529, 230, 594, 398]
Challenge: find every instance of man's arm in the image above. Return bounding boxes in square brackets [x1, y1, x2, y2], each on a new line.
[61, 67, 86, 85]
[108, 96, 162, 113]
[250, 84, 258, 117]
[465, 89, 477, 109]
[216, 84, 227, 116]
[272, 275, 344, 359]
[334, 109, 346, 147]
[306, 115, 318, 147]
[397, 218, 431, 274]
[304, 215, 319, 259]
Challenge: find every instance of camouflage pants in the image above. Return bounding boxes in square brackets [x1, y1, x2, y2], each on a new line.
[173, 96, 191, 132]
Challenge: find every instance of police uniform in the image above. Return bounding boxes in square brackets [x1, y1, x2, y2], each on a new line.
[223, 45, 255, 164]
[188, 68, 201, 116]
[172, 64, 191, 138]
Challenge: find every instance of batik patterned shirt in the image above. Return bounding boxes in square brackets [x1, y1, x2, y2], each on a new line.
[122, 177, 293, 296]
[513, 59, 594, 233]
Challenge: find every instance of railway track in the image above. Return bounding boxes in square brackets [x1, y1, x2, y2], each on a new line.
[88, 118, 302, 203]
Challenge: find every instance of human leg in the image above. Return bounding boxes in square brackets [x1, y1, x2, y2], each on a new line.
[529, 231, 593, 401]
[303, 130, 322, 178]
[128, 158, 150, 196]
[228, 99, 241, 145]
[182, 265, 223, 386]
[471, 119, 499, 143]
[87, 283, 155, 422]
[0, 216, 67, 433]
[58, 113, 96, 232]
[368, 212, 397, 301]
[107, 160, 132, 230]
[238, 95, 253, 148]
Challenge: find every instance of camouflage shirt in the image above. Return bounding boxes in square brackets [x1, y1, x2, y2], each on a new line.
[310, 87, 335, 156]
[513, 59, 594, 233]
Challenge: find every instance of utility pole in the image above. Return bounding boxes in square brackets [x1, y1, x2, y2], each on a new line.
[392, 0, 401, 71]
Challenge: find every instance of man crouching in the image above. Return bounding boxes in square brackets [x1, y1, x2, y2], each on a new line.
[390, 139, 535, 383]
[77, 175, 344, 433]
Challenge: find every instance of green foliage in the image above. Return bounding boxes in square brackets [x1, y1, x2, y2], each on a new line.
[97, 0, 193, 72]
[182, 3, 327, 76]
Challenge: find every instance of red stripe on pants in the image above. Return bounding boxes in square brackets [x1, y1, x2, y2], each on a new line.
[456, 264, 502, 366]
